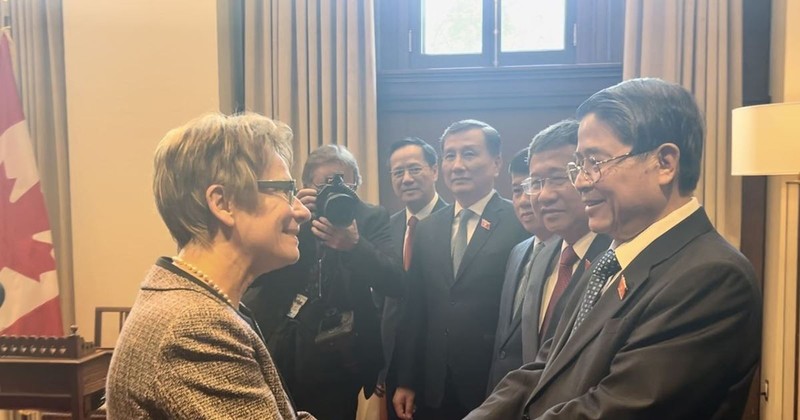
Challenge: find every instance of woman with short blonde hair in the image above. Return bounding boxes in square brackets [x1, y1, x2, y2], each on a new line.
[107, 112, 315, 419]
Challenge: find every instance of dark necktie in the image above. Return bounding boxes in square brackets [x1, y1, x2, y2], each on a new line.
[571, 249, 621, 336]
[512, 240, 546, 318]
[403, 216, 419, 271]
[451, 209, 474, 275]
[540, 245, 579, 336]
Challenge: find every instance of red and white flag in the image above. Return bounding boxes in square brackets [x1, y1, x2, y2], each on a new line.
[0, 30, 62, 336]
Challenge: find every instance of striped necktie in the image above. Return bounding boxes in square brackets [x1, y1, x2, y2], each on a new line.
[541, 245, 578, 336]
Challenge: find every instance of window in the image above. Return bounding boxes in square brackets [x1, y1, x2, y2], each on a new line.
[411, 0, 576, 68]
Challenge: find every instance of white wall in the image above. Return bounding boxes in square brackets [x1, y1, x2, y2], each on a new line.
[761, 0, 800, 418]
[62, 0, 220, 342]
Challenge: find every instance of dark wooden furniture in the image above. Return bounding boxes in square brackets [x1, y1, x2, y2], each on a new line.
[0, 349, 111, 419]
[93, 306, 131, 348]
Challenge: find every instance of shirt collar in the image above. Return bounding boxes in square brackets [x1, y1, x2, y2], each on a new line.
[406, 193, 440, 222]
[453, 189, 496, 218]
[613, 197, 701, 270]
[536, 234, 560, 248]
[564, 231, 597, 261]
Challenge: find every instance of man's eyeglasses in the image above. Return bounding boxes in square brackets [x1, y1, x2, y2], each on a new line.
[567, 151, 647, 185]
[390, 165, 426, 180]
[521, 175, 572, 196]
[257, 180, 298, 205]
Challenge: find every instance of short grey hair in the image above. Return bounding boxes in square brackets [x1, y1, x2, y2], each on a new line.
[301, 144, 362, 187]
[153, 112, 293, 249]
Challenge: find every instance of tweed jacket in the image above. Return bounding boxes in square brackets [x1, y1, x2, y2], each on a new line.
[106, 258, 315, 420]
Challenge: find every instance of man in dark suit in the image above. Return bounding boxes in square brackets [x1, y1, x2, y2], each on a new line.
[519, 120, 611, 365]
[393, 120, 529, 420]
[243, 145, 403, 420]
[467, 78, 761, 419]
[486, 148, 553, 394]
[381, 137, 448, 418]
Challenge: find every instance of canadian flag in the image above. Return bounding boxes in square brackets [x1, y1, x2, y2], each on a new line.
[0, 30, 63, 336]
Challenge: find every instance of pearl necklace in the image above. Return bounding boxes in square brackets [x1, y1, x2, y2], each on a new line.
[172, 256, 234, 307]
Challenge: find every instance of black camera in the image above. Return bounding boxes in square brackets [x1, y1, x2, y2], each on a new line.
[316, 173, 359, 227]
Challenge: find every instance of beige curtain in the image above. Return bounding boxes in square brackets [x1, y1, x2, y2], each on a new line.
[239, 0, 379, 203]
[623, 0, 743, 248]
[8, 0, 73, 331]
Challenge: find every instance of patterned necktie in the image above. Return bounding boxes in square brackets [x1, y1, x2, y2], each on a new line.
[403, 216, 419, 271]
[512, 240, 546, 318]
[571, 249, 621, 336]
[451, 209, 474, 275]
[540, 245, 579, 336]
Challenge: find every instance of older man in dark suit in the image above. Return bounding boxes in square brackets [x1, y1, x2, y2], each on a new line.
[466, 78, 761, 419]
[393, 120, 529, 420]
[519, 120, 611, 365]
[487, 118, 614, 395]
[380, 137, 447, 418]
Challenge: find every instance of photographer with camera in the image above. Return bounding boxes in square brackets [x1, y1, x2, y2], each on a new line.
[243, 145, 404, 420]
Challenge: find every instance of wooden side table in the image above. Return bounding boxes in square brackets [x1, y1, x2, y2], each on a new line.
[0, 350, 112, 419]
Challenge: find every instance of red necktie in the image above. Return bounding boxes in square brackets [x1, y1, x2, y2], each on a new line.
[541, 245, 578, 337]
[403, 216, 419, 271]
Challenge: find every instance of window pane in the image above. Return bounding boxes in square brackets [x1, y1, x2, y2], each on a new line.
[501, 0, 566, 52]
[421, 0, 483, 55]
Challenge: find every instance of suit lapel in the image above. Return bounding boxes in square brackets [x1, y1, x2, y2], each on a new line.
[532, 209, 714, 398]
[496, 239, 535, 350]
[519, 238, 561, 361]
[454, 193, 503, 283]
[432, 197, 448, 213]
[570, 234, 613, 293]
[539, 234, 612, 341]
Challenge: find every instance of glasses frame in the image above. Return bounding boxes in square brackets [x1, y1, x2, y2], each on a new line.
[389, 165, 427, 180]
[521, 175, 572, 196]
[257, 179, 298, 205]
[568, 150, 648, 185]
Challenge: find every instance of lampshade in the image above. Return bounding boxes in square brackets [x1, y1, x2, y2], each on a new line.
[731, 102, 800, 176]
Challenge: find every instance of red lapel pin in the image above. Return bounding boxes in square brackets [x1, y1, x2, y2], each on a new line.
[617, 275, 628, 300]
[480, 218, 491, 230]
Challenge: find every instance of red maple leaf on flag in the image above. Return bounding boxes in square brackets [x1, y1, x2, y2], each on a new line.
[0, 162, 56, 281]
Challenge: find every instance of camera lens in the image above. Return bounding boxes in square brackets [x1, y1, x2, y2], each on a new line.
[322, 193, 357, 227]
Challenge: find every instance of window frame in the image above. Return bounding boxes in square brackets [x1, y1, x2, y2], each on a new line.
[408, 0, 578, 69]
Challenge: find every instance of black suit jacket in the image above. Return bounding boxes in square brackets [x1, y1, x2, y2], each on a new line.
[487, 234, 610, 394]
[520, 234, 612, 365]
[485, 236, 538, 395]
[380, 197, 448, 384]
[466, 208, 762, 420]
[396, 193, 529, 410]
[242, 201, 403, 400]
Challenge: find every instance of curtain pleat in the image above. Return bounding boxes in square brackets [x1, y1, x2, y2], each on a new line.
[238, 0, 379, 202]
[8, 0, 74, 332]
[623, 0, 742, 247]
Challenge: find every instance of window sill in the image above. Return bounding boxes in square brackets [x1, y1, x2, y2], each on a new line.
[377, 63, 622, 112]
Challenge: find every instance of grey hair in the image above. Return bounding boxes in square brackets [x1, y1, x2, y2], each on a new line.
[301, 144, 362, 187]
